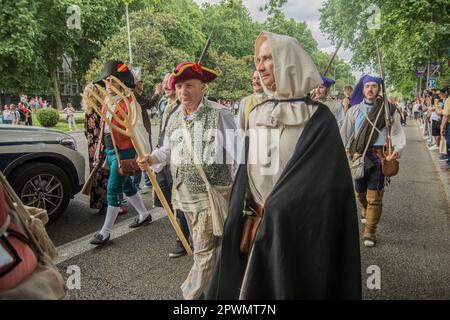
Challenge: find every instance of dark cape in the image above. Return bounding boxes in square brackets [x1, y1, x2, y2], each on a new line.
[206, 103, 361, 300]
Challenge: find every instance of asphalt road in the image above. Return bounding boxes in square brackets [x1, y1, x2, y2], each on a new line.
[47, 122, 450, 299]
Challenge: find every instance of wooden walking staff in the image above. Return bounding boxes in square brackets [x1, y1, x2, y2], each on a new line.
[82, 76, 193, 256]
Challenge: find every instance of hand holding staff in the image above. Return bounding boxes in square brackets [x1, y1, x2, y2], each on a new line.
[82, 76, 192, 256]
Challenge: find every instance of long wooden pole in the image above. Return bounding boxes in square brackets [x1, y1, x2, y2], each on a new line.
[129, 131, 192, 256]
[323, 39, 343, 77]
[84, 80, 192, 256]
[375, 37, 393, 156]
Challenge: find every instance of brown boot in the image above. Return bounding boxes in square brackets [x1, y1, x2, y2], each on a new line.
[355, 192, 368, 224]
[363, 190, 384, 247]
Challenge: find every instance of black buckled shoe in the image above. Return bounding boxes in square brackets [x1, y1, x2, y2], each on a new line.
[129, 214, 153, 228]
[169, 241, 188, 258]
[90, 233, 110, 246]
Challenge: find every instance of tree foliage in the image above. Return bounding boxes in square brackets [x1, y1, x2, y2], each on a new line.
[320, 0, 450, 95]
[1, 0, 356, 104]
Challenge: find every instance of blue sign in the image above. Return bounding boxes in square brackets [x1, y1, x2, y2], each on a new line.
[428, 78, 437, 89]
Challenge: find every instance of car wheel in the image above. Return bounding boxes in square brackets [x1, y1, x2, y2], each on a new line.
[9, 162, 72, 224]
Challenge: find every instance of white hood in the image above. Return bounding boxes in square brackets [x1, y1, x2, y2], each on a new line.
[255, 31, 322, 99]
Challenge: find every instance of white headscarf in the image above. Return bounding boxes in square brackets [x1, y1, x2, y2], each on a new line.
[255, 31, 322, 99]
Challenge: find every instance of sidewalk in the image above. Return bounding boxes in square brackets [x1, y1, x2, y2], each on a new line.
[416, 121, 450, 210]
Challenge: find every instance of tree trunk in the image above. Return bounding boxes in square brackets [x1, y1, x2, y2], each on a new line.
[50, 68, 63, 110]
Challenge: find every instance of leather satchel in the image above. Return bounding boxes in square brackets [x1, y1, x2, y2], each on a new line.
[349, 153, 365, 180]
[240, 215, 262, 253]
[110, 130, 140, 177]
[118, 158, 141, 177]
[239, 200, 264, 253]
[382, 158, 399, 177]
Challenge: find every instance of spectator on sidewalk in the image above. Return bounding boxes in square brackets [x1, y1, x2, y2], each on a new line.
[10, 105, 20, 125]
[438, 88, 450, 164]
[429, 97, 442, 150]
[62, 102, 77, 131]
[2, 105, 12, 124]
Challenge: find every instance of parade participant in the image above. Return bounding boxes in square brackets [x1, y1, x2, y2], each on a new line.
[82, 84, 128, 216]
[342, 85, 353, 112]
[154, 73, 191, 259]
[137, 61, 236, 300]
[313, 75, 345, 125]
[236, 70, 267, 130]
[88, 60, 152, 246]
[129, 66, 162, 190]
[207, 32, 361, 300]
[341, 74, 406, 248]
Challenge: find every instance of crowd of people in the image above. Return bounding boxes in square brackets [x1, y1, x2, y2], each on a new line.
[1, 95, 50, 126]
[396, 89, 450, 166]
[79, 30, 411, 300]
[3, 26, 449, 300]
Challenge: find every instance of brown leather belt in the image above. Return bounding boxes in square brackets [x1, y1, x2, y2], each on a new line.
[371, 147, 384, 158]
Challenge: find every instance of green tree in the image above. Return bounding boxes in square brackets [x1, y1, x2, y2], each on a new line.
[320, 0, 450, 95]
[84, 11, 189, 96]
[200, 0, 261, 58]
[0, 0, 125, 109]
[264, 11, 319, 55]
[206, 51, 254, 101]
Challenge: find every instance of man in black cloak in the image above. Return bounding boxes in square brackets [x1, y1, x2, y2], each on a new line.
[206, 31, 362, 299]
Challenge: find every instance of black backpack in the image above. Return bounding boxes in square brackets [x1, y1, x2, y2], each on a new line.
[18, 109, 26, 121]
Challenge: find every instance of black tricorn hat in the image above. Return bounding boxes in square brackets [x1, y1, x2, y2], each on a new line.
[94, 60, 135, 88]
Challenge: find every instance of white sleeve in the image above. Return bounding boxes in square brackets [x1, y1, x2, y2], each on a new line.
[219, 108, 239, 178]
[340, 106, 357, 148]
[150, 115, 173, 172]
[391, 112, 406, 157]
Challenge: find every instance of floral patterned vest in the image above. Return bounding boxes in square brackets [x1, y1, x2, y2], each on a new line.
[168, 100, 232, 194]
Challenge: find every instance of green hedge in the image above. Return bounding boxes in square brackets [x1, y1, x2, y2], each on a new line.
[36, 108, 60, 127]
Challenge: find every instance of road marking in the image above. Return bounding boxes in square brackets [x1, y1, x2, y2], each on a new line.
[55, 207, 166, 265]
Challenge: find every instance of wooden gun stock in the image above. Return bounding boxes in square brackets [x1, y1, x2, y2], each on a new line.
[81, 161, 102, 196]
[81, 120, 105, 196]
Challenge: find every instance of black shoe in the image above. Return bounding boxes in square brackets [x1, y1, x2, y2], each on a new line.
[90, 233, 110, 246]
[169, 241, 187, 258]
[129, 213, 153, 228]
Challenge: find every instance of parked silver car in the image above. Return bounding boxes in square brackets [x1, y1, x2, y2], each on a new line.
[0, 125, 85, 223]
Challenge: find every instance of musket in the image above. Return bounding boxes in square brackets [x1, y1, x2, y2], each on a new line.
[197, 32, 213, 65]
[81, 120, 105, 196]
[375, 37, 393, 157]
[312, 39, 342, 99]
[323, 39, 343, 76]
